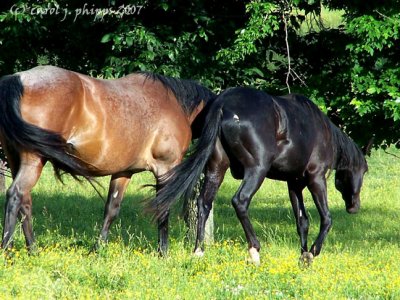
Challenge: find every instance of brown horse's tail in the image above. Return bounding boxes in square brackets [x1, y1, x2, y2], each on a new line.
[0, 74, 95, 181]
[147, 96, 225, 221]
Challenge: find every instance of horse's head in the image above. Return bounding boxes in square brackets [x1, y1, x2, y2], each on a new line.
[335, 139, 372, 214]
[335, 164, 367, 214]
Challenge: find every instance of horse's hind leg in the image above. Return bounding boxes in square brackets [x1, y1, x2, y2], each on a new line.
[194, 139, 229, 256]
[287, 180, 309, 252]
[231, 167, 267, 266]
[98, 173, 132, 246]
[1, 153, 44, 250]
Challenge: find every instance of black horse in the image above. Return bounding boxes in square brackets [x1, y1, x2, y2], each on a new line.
[149, 87, 371, 265]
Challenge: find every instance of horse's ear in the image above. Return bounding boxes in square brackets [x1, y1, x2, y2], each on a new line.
[362, 137, 374, 156]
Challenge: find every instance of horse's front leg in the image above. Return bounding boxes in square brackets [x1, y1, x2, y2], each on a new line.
[154, 168, 171, 256]
[307, 174, 332, 258]
[287, 180, 312, 266]
[157, 212, 169, 256]
[194, 140, 229, 256]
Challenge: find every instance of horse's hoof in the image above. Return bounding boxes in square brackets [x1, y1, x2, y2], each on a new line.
[299, 252, 314, 268]
[27, 244, 39, 256]
[194, 248, 204, 257]
[91, 239, 107, 253]
[248, 247, 261, 266]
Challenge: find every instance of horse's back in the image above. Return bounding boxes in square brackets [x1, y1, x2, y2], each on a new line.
[18, 66, 83, 130]
[216, 87, 334, 179]
[16, 66, 191, 174]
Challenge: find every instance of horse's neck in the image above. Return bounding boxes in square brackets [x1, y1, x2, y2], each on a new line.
[333, 147, 344, 171]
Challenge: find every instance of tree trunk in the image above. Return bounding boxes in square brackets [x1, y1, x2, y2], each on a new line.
[184, 197, 214, 245]
[184, 176, 214, 245]
[184, 197, 197, 243]
[205, 205, 214, 244]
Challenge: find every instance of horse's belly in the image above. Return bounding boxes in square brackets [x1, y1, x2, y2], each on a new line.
[65, 130, 148, 175]
[70, 121, 190, 175]
[268, 158, 308, 180]
[266, 167, 304, 181]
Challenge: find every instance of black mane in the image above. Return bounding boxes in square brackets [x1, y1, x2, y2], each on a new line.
[139, 72, 216, 114]
[0, 144, 6, 162]
[288, 94, 365, 171]
[329, 122, 365, 171]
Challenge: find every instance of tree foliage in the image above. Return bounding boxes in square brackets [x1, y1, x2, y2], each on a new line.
[0, 0, 399, 147]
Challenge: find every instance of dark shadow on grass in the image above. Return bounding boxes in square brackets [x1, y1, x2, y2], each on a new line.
[0, 190, 160, 250]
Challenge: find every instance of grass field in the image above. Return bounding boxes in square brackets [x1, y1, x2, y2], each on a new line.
[0, 147, 399, 299]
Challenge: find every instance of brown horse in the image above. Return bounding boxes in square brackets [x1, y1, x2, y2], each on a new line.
[0, 65, 215, 253]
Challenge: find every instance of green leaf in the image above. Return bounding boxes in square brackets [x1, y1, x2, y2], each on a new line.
[160, 3, 169, 11]
[126, 36, 134, 47]
[101, 34, 112, 43]
[247, 67, 264, 77]
[167, 52, 175, 61]
[367, 87, 377, 94]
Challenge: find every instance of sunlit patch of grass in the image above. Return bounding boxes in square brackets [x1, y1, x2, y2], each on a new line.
[297, 6, 344, 35]
[0, 148, 399, 298]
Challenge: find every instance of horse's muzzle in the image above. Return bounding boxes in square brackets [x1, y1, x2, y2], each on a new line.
[346, 196, 360, 214]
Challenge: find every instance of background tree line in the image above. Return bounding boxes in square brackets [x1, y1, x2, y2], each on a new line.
[0, 0, 399, 148]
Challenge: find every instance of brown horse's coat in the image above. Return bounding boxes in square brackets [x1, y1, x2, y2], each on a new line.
[0, 65, 214, 251]
[19, 66, 196, 175]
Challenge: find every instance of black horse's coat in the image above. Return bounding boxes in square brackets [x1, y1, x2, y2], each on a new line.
[150, 87, 369, 261]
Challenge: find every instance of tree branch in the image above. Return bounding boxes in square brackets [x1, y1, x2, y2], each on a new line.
[282, 8, 291, 94]
[384, 149, 400, 159]
[281, 0, 308, 93]
[374, 10, 399, 23]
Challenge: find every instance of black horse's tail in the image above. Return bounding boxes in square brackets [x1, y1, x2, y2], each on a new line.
[0, 74, 95, 180]
[148, 97, 225, 220]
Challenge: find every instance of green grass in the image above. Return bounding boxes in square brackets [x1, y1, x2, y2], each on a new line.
[298, 6, 344, 35]
[1, 148, 400, 299]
